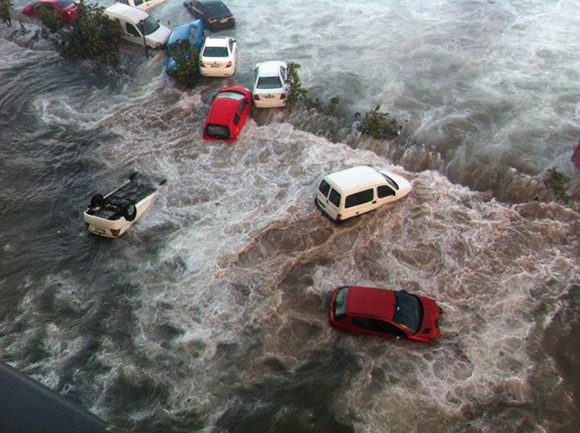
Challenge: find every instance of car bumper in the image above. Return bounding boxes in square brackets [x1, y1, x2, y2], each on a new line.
[200, 67, 235, 77]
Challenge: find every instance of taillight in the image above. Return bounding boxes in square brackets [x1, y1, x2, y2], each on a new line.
[199, 60, 205, 67]
[280, 94, 286, 100]
[226, 61, 232, 68]
[155, 42, 162, 48]
[253, 94, 260, 101]
[111, 229, 121, 237]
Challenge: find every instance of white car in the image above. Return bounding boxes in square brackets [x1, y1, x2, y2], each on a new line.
[104, 3, 171, 49]
[83, 173, 165, 238]
[315, 166, 412, 223]
[115, 0, 167, 11]
[252, 61, 291, 108]
[199, 36, 237, 77]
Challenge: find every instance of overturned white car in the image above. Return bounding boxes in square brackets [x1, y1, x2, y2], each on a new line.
[83, 173, 165, 238]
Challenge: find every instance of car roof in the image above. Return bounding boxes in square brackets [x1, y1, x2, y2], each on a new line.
[346, 286, 396, 321]
[324, 166, 386, 194]
[204, 36, 231, 47]
[207, 86, 250, 124]
[257, 61, 286, 76]
[105, 3, 148, 21]
[168, 20, 201, 45]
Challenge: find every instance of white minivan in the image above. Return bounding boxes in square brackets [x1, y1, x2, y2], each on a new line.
[315, 166, 412, 223]
[104, 3, 171, 49]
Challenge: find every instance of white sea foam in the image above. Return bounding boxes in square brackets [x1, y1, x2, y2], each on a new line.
[1, 1, 579, 432]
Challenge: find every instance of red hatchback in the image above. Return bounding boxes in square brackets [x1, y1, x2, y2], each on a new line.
[22, 0, 79, 23]
[329, 286, 442, 343]
[203, 85, 252, 143]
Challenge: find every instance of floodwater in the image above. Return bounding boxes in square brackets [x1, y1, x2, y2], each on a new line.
[1, 1, 579, 432]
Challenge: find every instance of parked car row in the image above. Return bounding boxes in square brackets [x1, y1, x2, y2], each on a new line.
[60, 1, 439, 344]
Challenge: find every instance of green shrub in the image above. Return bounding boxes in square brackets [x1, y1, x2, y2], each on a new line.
[287, 62, 340, 114]
[39, 1, 122, 66]
[358, 105, 401, 139]
[0, 0, 12, 26]
[544, 167, 571, 204]
[167, 42, 200, 88]
[287, 62, 308, 104]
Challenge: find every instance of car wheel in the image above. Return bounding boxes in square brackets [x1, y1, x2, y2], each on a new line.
[123, 202, 137, 221]
[90, 193, 104, 208]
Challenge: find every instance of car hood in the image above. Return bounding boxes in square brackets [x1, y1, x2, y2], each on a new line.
[379, 170, 412, 197]
[415, 296, 442, 341]
[145, 24, 172, 47]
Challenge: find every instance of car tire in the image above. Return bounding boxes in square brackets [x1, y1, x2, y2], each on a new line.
[90, 193, 105, 208]
[123, 202, 137, 221]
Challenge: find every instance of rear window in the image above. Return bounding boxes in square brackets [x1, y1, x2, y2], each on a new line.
[345, 188, 374, 208]
[333, 287, 348, 320]
[329, 189, 341, 207]
[206, 124, 230, 139]
[257, 76, 282, 89]
[58, 0, 74, 6]
[318, 180, 331, 197]
[203, 46, 229, 57]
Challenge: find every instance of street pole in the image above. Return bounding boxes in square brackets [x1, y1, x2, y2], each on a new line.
[138, 20, 149, 59]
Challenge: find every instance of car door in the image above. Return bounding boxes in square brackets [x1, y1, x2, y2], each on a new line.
[280, 64, 290, 95]
[124, 22, 144, 45]
[377, 184, 398, 205]
[351, 316, 407, 339]
[189, 23, 204, 52]
[229, 38, 237, 70]
[344, 188, 377, 218]
[316, 181, 341, 220]
[231, 97, 250, 137]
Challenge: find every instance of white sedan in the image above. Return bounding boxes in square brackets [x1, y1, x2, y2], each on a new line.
[252, 61, 291, 108]
[199, 36, 237, 77]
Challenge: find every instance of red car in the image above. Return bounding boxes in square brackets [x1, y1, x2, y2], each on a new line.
[203, 85, 252, 143]
[22, 0, 79, 23]
[329, 286, 442, 343]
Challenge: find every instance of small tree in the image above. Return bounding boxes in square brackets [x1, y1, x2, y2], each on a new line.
[0, 0, 12, 27]
[167, 42, 200, 88]
[358, 105, 402, 139]
[287, 62, 340, 113]
[287, 62, 308, 104]
[39, 1, 122, 66]
[544, 167, 572, 204]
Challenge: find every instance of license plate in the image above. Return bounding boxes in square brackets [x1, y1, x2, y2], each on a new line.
[264, 94, 275, 99]
[220, 18, 229, 23]
[211, 64, 220, 68]
[90, 226, 107, 235]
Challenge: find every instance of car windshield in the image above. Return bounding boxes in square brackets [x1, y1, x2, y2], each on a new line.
[393, 291, 423, 334]
[215, 91, 245, 101]
[257, 76, 282, 89]
[333, 287, 348, 320]
[203, 46, 228, 57]
[206, 124, 230, 139]
[381, 173, 400, 191]
[141, 16, 160, 35]
[58, 0, 74, 7]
